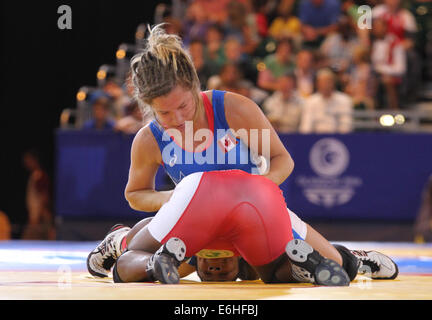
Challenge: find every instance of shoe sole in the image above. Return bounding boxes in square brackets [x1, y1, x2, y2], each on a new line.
[286, 239, 350, 286]
[152, 238, 186, 284]
[86, 224, 130, 278]
[86, 251, 108, 278]
[164, 238, 186, 262]
[153, 253, 181, 284]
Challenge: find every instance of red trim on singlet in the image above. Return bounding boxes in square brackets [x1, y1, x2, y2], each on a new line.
[201, 91, 214, 135]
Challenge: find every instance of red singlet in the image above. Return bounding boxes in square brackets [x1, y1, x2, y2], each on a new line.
[148, 170, 294, 266]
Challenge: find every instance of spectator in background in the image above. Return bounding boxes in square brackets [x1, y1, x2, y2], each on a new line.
[318, 14, 360, 75]
[372, 0, 421, 103]
[83, 91, 116, 130]
[103, 78, 129, 119]
[372, 0, 418, 49]
[257, 38, 296, 92]
[211, 63, 251, 98]
[299, 0, 342, 49]
[268, 0, 302, 45]
[188, 39, 213, 90]
[214, 36, 257, 84]
[204, 24, 226, 76]
[115, 101, 148, 135]
[370, 17, 406, 110]
[248, 0, 270, 40]
[182, 1, 212, 46]
[341, 0, 370, 44]
[343, 45, 376, 110]
[294, 49, 316, 98]
[223, 0, 259, 55]
[300, 68, 353, 133]
[195, 0, 233, 25]
[263, 72, 304, 133]
[21, 149, 55, 240]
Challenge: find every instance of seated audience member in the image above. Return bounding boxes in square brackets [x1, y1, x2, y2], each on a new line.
[216, 36, 257, 84]
[115, 101, 147, 135]
[343, 45, 376, 110]
[204, 24, 226, 76]
[263, 72, 304, 133]
[188, 39, 213, 90]
[83, 91, 116, 131]
[268, 0, 302, 45]
[211, 63, 251, 98]
[319, 14, 360, 75]
[294, 49, 316, 98]
[372, 0, 418, 50]
[248, 0, 269, 40]
[182, 1, 212, 46]
[372, 0, 420, 102]
[223, 0, 259, 55]
[208, 61, 268, 105]
[299, 68, 353, 133]
[299, 0, 342, 49]
[103, 78, 129, 119]
[370, 17, 406, 110]
[257, 39, 296, 92]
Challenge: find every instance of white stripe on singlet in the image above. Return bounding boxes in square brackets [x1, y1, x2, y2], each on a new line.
[148, 172, 204, 242]
[287, 208, 308, 240]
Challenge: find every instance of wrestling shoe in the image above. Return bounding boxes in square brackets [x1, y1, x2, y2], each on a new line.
[351, 250, 399, 280]
[87, 224, 130, 278]
[146, 237, 186, 284]
[286, 239, 350, 286]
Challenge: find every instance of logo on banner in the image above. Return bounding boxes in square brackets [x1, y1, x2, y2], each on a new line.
[296, 138, 362, 208]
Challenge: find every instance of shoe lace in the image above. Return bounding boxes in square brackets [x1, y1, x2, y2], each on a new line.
[98, 235, 120, 270]
[353, 250, 380, 274]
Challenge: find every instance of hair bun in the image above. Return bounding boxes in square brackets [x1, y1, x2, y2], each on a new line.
[146, 24, 183, 70]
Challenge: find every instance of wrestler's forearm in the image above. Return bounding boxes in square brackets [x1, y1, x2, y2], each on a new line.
[125, 189, 173, 212]
[264, 153, 294, 186]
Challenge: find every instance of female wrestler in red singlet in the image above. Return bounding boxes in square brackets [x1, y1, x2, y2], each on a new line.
[112, 170, 351, 286]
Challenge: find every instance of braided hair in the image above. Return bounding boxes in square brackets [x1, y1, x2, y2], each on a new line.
[130, 24, 202, 119]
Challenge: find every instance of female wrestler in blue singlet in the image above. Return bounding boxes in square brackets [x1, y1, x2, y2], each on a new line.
[86, 25, 398, 282]
[123, 24, 348, 271]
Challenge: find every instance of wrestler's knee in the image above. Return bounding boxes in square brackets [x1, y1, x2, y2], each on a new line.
[112, 253, 127, 283]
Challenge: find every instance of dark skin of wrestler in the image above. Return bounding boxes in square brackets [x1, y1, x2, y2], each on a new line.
[116, 217, 295, 283]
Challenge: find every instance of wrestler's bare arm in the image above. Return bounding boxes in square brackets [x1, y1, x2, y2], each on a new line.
[224, 92, 295, 186]
[124, 126, 173, 212]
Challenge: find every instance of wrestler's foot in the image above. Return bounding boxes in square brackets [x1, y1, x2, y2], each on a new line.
[146, 237, 187, 284]
[87, 224, 130, 278]
[351, 250, 399, 280]
[286, 239, 350, 286]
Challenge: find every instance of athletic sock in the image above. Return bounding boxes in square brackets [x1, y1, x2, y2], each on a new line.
[333, 244, 360, 281]
[120, 236, 128, 253]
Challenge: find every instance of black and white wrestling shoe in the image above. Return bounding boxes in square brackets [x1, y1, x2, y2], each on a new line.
[146, 237, 187, 284]
[87, 224, 130, 278]
[286, 239, 350, 286]
[351, 250, 399, 280]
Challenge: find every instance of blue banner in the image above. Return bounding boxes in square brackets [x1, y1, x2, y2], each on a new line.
[279, 133, 432, 220]
[55, 131, 432, 221]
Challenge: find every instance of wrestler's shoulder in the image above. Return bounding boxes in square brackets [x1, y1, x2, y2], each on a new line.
[223, 91, 263, 128]
[131, 124, 161, 161]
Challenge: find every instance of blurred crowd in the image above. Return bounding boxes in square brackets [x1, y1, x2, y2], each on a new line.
[4, 0, 430, 242]
[82, 0, 431, 135]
